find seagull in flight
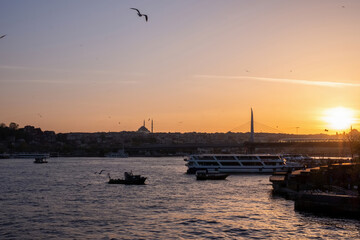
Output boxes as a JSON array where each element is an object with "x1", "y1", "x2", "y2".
[
  {"x1": 130, "y1": 8, "x2": 148, "y2": 22},
  {"x1": 0, "y1": 34, "x2": 6, "y2": 39},
  {"x1": 94, "y1": 169, "x2": 106, "y2": 174}
]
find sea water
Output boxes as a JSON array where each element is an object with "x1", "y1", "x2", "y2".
[{"x1": 1, "y1": 157, "x2": 359, "y2": 239}]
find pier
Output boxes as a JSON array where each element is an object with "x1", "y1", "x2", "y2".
[{"x1": 270, "y1": 162, "x2": 360, "y2": 218}]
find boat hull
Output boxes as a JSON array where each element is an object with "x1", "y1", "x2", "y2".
[
  {"x1": 34, "y1": 160, "x2": 48, "y2": 164},
  {"x1": 34, "y1": 157, "x2": 48, "y2": 164},
  {"x1": 196, "y1": 174, "x2": 229, "y2": 180},
  {"x1": 187, "y1": 167, "x2": 286, "y2": 174},
  {"x1": 108, "y1": 177, "x2": 146, "y2": 185}
]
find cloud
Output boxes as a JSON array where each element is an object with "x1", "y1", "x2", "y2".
[{"x1": 194, "y1": 74, "x2": 360, "y2": 88}]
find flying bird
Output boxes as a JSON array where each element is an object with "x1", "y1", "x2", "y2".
[
  {"x1": 130, "y1": 8, "x2": 148, "y2": 22},
  {"x1": 94, "y1": 169, "x2": 106, "y2": 174},
  {"x1": 0, "y1": 34, "x2": 6, "y2": 39}
]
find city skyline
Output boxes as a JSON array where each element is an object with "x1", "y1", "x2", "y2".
[{"x1": 1, "y1": 0, "x2": 359, "y2": 134}]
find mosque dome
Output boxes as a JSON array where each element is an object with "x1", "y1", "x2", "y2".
[{"x1": 137, "y1": 126, "x2": 150, "y2": 133}]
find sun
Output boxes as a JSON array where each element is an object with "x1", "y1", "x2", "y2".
[{"x1": 323, "y1": 107, "x2": 355, "y2": 130}]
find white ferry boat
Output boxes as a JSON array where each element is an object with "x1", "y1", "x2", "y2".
[{"x1": 184, "y1": 154, "x2": 288, "y2": 174}]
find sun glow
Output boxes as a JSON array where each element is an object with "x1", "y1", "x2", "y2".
[{"x1": 323, "y1": 107, "x2": 355, "y2": 131}]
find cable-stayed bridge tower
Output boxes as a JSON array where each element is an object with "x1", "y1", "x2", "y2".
[
  {"x1": 247, "y1": 108, "x2": 255, "y2": 154},
  {"x1": 250, "y1": 108, "x2": 254, "y2": 142}
]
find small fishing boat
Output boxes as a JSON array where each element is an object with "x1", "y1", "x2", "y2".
[
  {"x1": 34, "y1": 157, "x2": 48, "y2": 164},
  {"x1": 108, "y1": 172, "x2": 146, "y2": 185},
  {"x1": 196, "y1": 170, "x2": 229, "y2": 180}
]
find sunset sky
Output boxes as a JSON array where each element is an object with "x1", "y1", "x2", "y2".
[{"x1": 1, "y1": 0, "x2": 359, "y2": 134}]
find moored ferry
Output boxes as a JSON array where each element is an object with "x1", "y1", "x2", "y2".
[{"x1": 184, "y1": 154, "x2": 288, "y2": 174}]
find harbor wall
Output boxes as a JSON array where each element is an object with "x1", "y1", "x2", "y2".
[
  {"x1": 270, "y1": 163, "x2": 360, "y2": 218},
  {"x1": 295, "y1": 193, "x2": 360, "y2": 218}
]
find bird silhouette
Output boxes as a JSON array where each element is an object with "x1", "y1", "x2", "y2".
[
  {"x1": 94, "y1": 169, "x2": 105, "y2": 174},
  {"x1": 0, "y1": 34, "x2": 6, "y2": 39},
  {"x1": 130, "y1": 8, "x2": 148, "y2": 22}
]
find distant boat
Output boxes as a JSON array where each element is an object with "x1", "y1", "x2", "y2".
[
  {"x1": 281, "y1": 154, "x2": 311, "y2": 162},
  {"x1": 105, "y1": 149, "x2": 128, "y2": 158},
  {"x1": 11, "y1": 153, "x2": 50, "y2": 159},
  {"x1": 281, "y1": 154, "x2": 308, "y2": 169},
  {"x1": 34, "y1": 157, "x2": 48, "y2": 164},
  {"x1": 108, "y1": 172, "x2": 146, "y2": 185},
  {"x1": 196, "y1": 170, "x2": 228, "y2": 180},
  {"x1": 0, "y1": 153, "x2": 10, "y2": 159}
]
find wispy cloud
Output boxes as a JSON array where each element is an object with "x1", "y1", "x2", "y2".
[{"x1": 194, "y1": 75, "x2": 360, "y2": 88}]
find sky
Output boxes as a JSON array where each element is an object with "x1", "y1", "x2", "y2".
[{"x1": 0, "y1": 0, "x2": 359, "y2": 134}]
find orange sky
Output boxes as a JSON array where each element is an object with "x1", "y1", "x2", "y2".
[{"x1": 0, "y1": 1, "x2": 359, "y2": 134}]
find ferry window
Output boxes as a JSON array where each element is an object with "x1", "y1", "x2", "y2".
[
  {"x1": 197, "y1": 161, "x2": 219, "y2": 166},
  {"x1": 216, "y1": 156, "x2": 235, "y2": 160},
  {"x1": 220, "y1": 162, "x2": 240, "y2": 166},
  {"x1": 241, "y1": 162, "x2": 263, "y2": 166}
]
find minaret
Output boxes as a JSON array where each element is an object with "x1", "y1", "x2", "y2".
[
  {"x1": 250, "y1": 108, "x2": 254, "y2": 142},
  {"x1": 143, "y1": 120, "x2": 145, "y2": 127},
  {"x1": 151, "y1": 119, "x2": 153, "y2": 133}
]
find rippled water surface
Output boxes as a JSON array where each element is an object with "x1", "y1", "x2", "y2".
[{"x1": 1, "y1": 157, "x2": 360, "y2": 239}]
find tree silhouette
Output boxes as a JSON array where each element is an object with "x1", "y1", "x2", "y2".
[
  {"x1": 9, "y1": 122, "x2": 19, "y2": 130},
  {"x1": 346, "y1": 129, "x2": 360, "y2": 160}
]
